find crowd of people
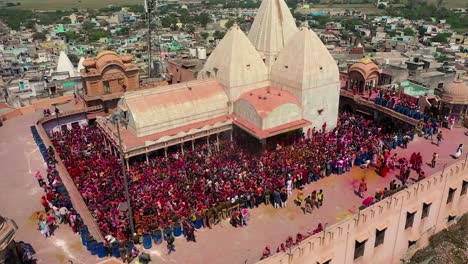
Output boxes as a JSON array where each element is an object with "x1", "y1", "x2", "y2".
[
  {"x1": 261, "y1": 223, "x2": 324, "y2": 260},
  {"x1": 34, "y1": 146, "x2": 84, "y2": 240},
  {"x1": 49, "y1": 113, "x2": 414, "y2": 244}
]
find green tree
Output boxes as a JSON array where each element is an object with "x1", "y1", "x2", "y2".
[
  {"x1": 378, "y1": 3, "x2": 386, "y2": 9},
  {"x1": 87, "y1": 29, "x2": 110, "y2": 42},
  {"x1": 32, "y1": 32, "x2": 47, "y2": 41},
  {"x1": 200, "y1": 32, "x2": 209, "y2": 39},
  {"x1": 61, "y1": 17, "x2": 72, "y2": 24},
  {"x1": 185, "y1": 24, "x2": 196, "y2": 34},
  {"x1": 225, "y1": 18, "x2": 236, "y2": 29},
  {"x1": 68, "y1": 54, "x2": 80, "y2": 66},
  {"x1": 196, "y1": 13, "x2": 211, "y2": 28},
  {"x1": 58, "y1": 32, "x2": 80, "y2": 42},
  {"x1": 431, "y1": 33, "x2": 451, "y2": 43},
  {"x1": 213, "y1": 30, "x2": 225, "y2": 39},
  {"x1": 82, "y1": 21, "x2": 95, "y2": 31},
  {"x1": 161, "y1": 15, "x2": 177, "y2": 28},
  {"x1": 403, "y1": 27, "x2": 415, "y2": 36}
]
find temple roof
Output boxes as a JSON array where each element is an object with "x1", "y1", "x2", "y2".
[
  {"x1": 270, "y1": 25, "x2": 339, "y2": 90},
  {"x1": 199, "y1": 24, "x2": 268, "y2": 89},
  {"x1": 348, "y1": 56, "x2": 381, "y2": 79},
  {"x1": 247, "y1": 0, "x2": 297, "y2": 70},
  {"x1": 441, "y1": 79, "x2": 468, "y2": 104},
  {"x1": 81, "y1": 50, "x2": 138, "y2": 77},
  {"x1": 237, "y1": 87, "x2": 301, "y2": 118},
  {"x1": 56, "y1": 51, "x2": 76, "y2": 77},
  {"x1": 122, "y1": 79, "x2": 229, "y2": 138}
]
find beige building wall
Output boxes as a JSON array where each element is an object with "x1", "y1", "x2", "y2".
[
  {"x1": 258, "y1": 160, "x2": 468, "y2": 264},
  {"x1": 234, "y1": 100, "x2": 263, "y2": 128},
  {"x1": 263, "y1": 104, "x2": 302, "y2": 130}
]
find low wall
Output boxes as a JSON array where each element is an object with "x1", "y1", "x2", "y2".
[
  {"x1": 0, "y1": 95, "x2": 73, "y2": 122},
  {"x1": 258, "y1": 160, "x2": 468, "y2": 264},
  {"x1": 36, "y1": 110, "x2": 104, "y2": 242}
]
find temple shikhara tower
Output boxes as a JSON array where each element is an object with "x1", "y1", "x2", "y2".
[{"x1": 101, "y1": 0, "x2": 340, "y2": 157}]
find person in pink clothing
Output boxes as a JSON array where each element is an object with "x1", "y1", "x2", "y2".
[
  {"x1": 35, "y1": 171, "x2": 45, "y2": 187},
  {"x1": 449, "y1": 115, "x2": 456, "y2": 130}
]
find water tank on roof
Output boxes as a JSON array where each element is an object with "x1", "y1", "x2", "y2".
[
  {"x1": 197, "y1": 47, "x2": 206, "y2": 60},
  {"x1": 189, "y1": 48, "x2": 197, "y2": 58}
]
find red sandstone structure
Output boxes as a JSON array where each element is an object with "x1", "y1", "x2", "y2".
[{"x1": 80, "y1": 51, "x2": 140, "y2": 112}]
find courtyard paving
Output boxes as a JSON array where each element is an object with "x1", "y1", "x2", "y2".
[{"x1": 0, "y1": 101, "x2": 466, "y2": 264}]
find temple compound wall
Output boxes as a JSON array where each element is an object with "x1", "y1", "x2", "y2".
[{"x1": 258, "y1": 160, "x2": 468, "y2": 264}]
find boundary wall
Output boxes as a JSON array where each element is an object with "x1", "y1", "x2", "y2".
[{"x1": 258, "y1": 160, "x2": 468, "y2": 264}]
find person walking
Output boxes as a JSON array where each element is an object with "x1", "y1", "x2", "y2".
[
  {"x1": 187, "y1": 225, "x2": 196, "y2": 242},
  {"x1": 317, "y1": 190, "x2": 324, "y2": 207},
  {"x1": 35, "y1": 171, "x2": 45, "y2": 188},
  {"x1": 280, "y1": 189, "x2": 288, "y2": 208},
  {"x1": 273, "y1": 190, "x2": 281, "y2": 208},
  {"x1": 286, "y1": 176, "x2": 292, "y2": 197},
  {"x1": 358, "y1": 179, "x2": 367, "y2": 198},
  {"x1": 39, "y1": 219, "x2": 50, "y2": 238},
  {"x1": 449, "y1": 115, "x2": 455, "y2": 130},
  {"x1": 304, "y1": 196, "x2": 312, "y2": 214},
  {"x1": 436, "y1": 131, "x2": 443, "y2": 146},
  {"x1": 165, "y1": 234, "x2": 175, "y2": 254},
  {"x1": 311, "y1": 190, "x2": 317, "y2": 209},
  {"x1": 59, "y1": 206, "x2": 69, "y2": 224},
  {"x1": 453, "y1": 144, "x2": 463, "y2": 159},
  {"x1": 431, "y1": 152, "x2": 438, "y2": 168}
]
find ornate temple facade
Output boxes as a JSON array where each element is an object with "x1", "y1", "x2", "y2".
[
  {"x1": 99, "y1": 0, "x2": 340, "y2": 158},
  {"x1": 80, "y1": 51, "x2": 140, "y2": 111}
]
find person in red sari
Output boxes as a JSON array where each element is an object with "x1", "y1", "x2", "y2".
[{"x1": 379, "y1": 159, "x2": 388, "y2": 177}]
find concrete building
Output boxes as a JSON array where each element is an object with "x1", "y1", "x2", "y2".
[
  {"x1": 258, "y1": 159, "x2": 468, "y2": 264},
  {"x1": 98, "y1": 0, "x2": 340, "y2": 159},
  {"x1": 166, "y1": 58, "x2": 204, "y2": 84}
]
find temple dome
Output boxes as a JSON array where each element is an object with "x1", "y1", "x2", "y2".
[
  {"x1": 121, "y1": 54, "x2": 133, "y2": 63},
  {"x1": 348, "y1": 57, "x2": 381, "y2": 79},
  {"x1": 95, "y1": 51, "x2": 124, "y2": 70},
  {"x1": 82, "y1": 59, "x2": 96, "y2": 68},
  {"x1": 441, "y1": 79, "x2": 468, "y2": 104}
]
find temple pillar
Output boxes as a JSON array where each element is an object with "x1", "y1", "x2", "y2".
[
  {"x1": 230, "y1": 130, "x2": 233, "y2": 142},
  {"x1": 192, "y1": 140, "x2": 195, "y2": 151},
  {"x1": 181, "y1": 143, "x2": 184, "y2": 155},
  {"x1": 207, "y1": 136, "x2": 211, "y2": 156},
  {"x1": 125, "y1": 158, "x2": 129, "y2": 170},
  {"x1": 164, "y1": 147, "x2": 167, "y2": 157},
  {"x1": 216, "y1": 133, "x2": 219, "y2": 151},
  {"x1": 145, "y1": 153, "x2": 149, "y2": 164}
]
